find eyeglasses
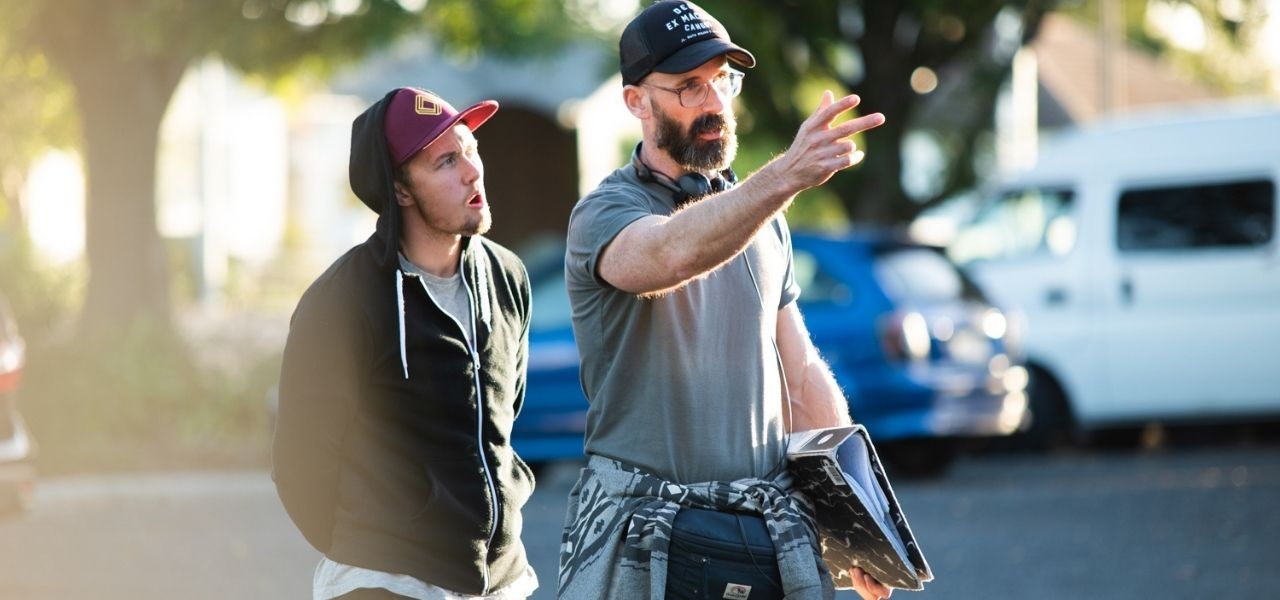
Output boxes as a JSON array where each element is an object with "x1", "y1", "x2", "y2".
[{"x1": 641, "y1": 70, "x2": 744, "y2": 108}]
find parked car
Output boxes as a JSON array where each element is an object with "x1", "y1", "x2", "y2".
[
  {"x1": 512, "y1": 231, "x2": 1030, "y2": 475},
  {"x1": 949, "y1": 103, "x2": 1280, "y2": 446},
  {"x1": 0, "y1": 290, "x2": 34, "y2": 514}
]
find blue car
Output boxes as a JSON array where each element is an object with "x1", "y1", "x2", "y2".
[{"x1": 513, "y1": 231, "x2": 1030, "y2": 475}]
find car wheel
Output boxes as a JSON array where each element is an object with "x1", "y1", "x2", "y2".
[
  {"x1": 1088, "y1": 426, "x2": 1146, "y2": 451},
  {"x1": 880, "y1": 438, "x2": 956, "y2": 478}
]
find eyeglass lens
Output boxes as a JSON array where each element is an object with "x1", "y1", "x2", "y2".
[{"x1": 679, "y1": 72, "x2": 743, "y2": 108}]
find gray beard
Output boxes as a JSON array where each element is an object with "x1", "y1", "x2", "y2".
[{"x1": 653, "y1": 103, "x2": 737, "y2": 173}]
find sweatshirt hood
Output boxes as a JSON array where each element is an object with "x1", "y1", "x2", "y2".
[
  {"x1": 349, "y1": 89, "x2": 402, "y2": 267},
  {"x1": 349, "y1": 89, "x2": 501, "y2": 268}
]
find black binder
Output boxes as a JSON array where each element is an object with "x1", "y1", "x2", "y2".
[{"x1": 787, "y1": 425, "x2": 933, "y2": 591}]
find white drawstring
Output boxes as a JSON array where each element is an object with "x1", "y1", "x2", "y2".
[
  {"x1": 476, "y1": 257, "x2": 491, "y2": 328},
  {"x1": 396, "y1": 269, "x2": 409, "y2": 379}
]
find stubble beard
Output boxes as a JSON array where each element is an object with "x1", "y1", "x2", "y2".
[
  {"x1": 410, "y1": 192, "x2": 492, "y2": 238},
  {"x1": 457, "y1": 212, "x2": 491, "y2": 237},
  {"x1": 652, "y1": 101, "x2": 738, "y2": 174}
]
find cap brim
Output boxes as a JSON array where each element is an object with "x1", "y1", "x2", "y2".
[
  {"x1": 457, "y1": 100, "x2": 499, "y2": 133},
  {"x1": 653, "y1": 39, "x2": 756, "y2": 76},
  {"x1": 399, "y1": 100, "x2": 499, "y2": 166}
]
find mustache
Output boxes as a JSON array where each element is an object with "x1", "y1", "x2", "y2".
[{"x1": 690, "y1": 114, "x2": 726, "y2": 136}]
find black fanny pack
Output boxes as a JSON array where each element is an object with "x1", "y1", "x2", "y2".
[{"x1": 666, "y1": 507, "x2": 783, "y2": 600}]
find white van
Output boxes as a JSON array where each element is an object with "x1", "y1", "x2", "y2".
[{"x1": 949, "y1": 103, "x2": 1280, "y2": 443}]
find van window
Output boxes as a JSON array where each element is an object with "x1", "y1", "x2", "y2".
[
  {"x1": 949, "y1": 187, "x2": 1076, "y2": 264},
  {"x1": 1117, "y1": 179, "x2": 1275, "y2": 251}
]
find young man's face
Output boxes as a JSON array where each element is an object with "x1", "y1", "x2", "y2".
[
  {"x1": 395, "y1": 123, "x2": 491, "y2": 238},
  {"x1": 645, "y1": 57, "x2": 739, "y2": 173}
]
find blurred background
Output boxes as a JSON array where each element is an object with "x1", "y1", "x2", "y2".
[{"x1": 0, "y1": 0, "x2": 1278, "y2": 598}]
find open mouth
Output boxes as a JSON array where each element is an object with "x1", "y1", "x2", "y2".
[
  {"x1": 692, "y1": 115, "x2": 726, "y2": 141},
  {"x1": 468, "y1": 193, "x2": 486, "y2": 208}
]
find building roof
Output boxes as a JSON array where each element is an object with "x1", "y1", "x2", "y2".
[
  {"x1": 329, "y1": 38, "x2": 611, "y2": 117},
  {"x1": 1032, "y1": 13, "x2": 1223, "y2": 125}
]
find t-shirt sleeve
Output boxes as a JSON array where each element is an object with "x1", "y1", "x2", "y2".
[{"x1": 565, "y1": 184, "x2": 654, "y2": 290}]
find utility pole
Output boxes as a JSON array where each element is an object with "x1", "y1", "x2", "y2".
[{"x1": 1098, "y1": 0, "x2": 1125, "y2": 117}]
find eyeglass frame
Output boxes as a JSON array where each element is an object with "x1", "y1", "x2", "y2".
[{"x1": 638, "y1": 69, "x2": 745, "y2": 108}]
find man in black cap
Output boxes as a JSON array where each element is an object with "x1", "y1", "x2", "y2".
[
  {"x1": 273, "y1": 88, "x2": 538, "y2": 599},
  {"x1": 558, "y1": 2, "x2": 890, "y2": 600}
]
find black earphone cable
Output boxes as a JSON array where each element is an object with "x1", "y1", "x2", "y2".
[{"x1": 735, "y1": 513, "x2": 785, "y2": 592}]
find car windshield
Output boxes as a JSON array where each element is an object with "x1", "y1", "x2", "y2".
[{"x1": 873, "y1": 247, "x2": 985, "y2": 304}]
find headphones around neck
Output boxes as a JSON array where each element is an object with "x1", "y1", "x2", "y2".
[{"x1": 632, "y1": 144, "x2": 738, "y2": 207}]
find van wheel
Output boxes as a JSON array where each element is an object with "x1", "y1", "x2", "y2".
[{"x1": 1016, "y1": 367, "x2": 1076, "y2": 450}]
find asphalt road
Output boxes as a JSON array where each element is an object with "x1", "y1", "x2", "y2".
[{"x1": 2, "y1": 442, "x2": 1278, "y2": 599}]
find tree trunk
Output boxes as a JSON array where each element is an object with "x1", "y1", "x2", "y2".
[
  {"x1": 838, "y1": 0, "x2": 915, "y2": 226},
  {"x1": 41, "y1": 17, "x2": 188, "y2": 338},
  {"x1": 78, "y1": 71, "x2": 179, "y2": 336},
  {"x1": 846, "y1": 122, "x2": 909, "y2": 225}
]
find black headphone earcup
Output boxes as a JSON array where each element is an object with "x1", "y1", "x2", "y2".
[
  {"x1": 633, "y1": 144, "x2": 736, "y2": 207},
  {"x1": 674, "y1": 174, "x2": 712, "y2": 206}
]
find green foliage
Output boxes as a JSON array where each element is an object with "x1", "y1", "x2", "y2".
[
  {"x1": 0, "y1": 20, "x2": 77, "y2": 212},
  {"x1": 1062, "y1": 0, "x2": 1274, "y2": 94},
  {"x1": 0, "y1": 193, "x2": 277, "y2": 475},
  {"x1": 0, "y1": 233, "x2": 81, "y2": 343},
  {"x1": 692, "y1": 0, "x2": 1054, "y2": 225},
  {"x1": 0, "y1": 0, "x2": 607, "y2": 472},
  {"x1": 0, "y1": 0, "x2": 605, "y2": 338},
  {"x1": 6, "y1": 0, "x2": 595, "y2": 81},
  {"x1": 21, "y1": 319, "x2": 282, "y2": 474}
]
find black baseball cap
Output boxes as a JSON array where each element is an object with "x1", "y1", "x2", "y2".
[{"x1": 620, "y1": 1, "x2": 756, "y2": 86}]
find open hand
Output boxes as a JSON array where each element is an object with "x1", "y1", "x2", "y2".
[{"x1": 778, "y1": 91, "x2": 885, "y2": 192}]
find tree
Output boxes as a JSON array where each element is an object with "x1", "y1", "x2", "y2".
[
  {"x1": 1063, "y1": 0, "x2": 1276, "y2": 94},
  {"x1": 698, "y1": 0, "x2": 1274, "y2": 227},
  {"x1": 0, "y1": 0, "x2": 593, "y2": 338},
  {"x1": 0, "y1": 46, "x2": 76, "y2": 233},
  {"x1": 697, "y1": 0, "x2": 1056, "y2": 225}
]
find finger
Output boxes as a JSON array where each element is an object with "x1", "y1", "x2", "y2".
[
  {"x1": 803, "y1": 90, "x2": 836, "y2": 129},
  {"x1": 849, "y1": 568, "x2": 879, "y2": 600},
  {"x1": 863, "y1": 571, "x2": 892, "y2": 599},
  {"x1": 830, "y1": 143, "x2": 866, "y2": 170},
  {"x1": 828, "y1": 112, "x2": 887, "y2": 138},
  {"x1": 843, "y1": 150, "x2": 867, "y2": 168},
  {"x1": 817, "y1": 89, "x2": 834, "y2": 112},
  {"x1": 809, "y1": 93, "x2": 861, "y2": 130},
  {"x1": 848, "y1": 568, "x2": 891, "y2": 600}
]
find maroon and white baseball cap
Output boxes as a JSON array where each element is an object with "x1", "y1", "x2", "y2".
[{"x1": 384, "y1": 87, "x2": 499, "y2": 167}]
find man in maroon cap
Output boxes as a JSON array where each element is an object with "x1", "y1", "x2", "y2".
[
  {"x1": 559, "y1": 2, "x2": 890, "y2": 600},
  {"x1": 273, "y1": 87, "x2": 537, "y2": 599}
]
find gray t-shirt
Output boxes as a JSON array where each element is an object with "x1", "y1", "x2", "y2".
[
  {"x1": 399, "y1": 254, "x2": 474, "y2": 347},
  {"x1": 564, "y1": 164, "x2": 800, "y2": 484}
]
